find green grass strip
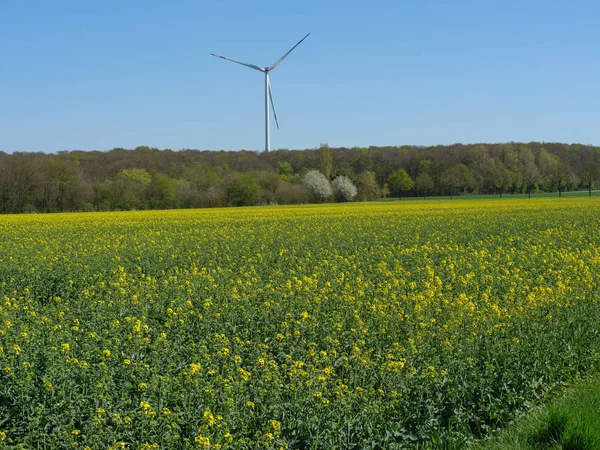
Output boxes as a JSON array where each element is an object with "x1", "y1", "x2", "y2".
[{"x1": 474, "y1": 376, "x2": 600, "y2": 450}]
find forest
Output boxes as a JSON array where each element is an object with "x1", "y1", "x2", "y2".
[{"x1": 0, "y1": 142, "x2": 599, "y2": 213}]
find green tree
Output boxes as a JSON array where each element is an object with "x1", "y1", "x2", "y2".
[
  {"x1": 6, "y1": 153, "x2": 40, "y2": 212},
  {"x1": 111, "y1": 168, "x2": 151, "y2": 209},
  {"x1": 318, "y1": 144, "x2": 333, "y2": 179},
  {"x1": 223, "y1": 173, "x2": 261, "y2": 206},
  {"x1": 492, "y1": 160, "x2": 512, "y2": 198},
  {"x1": 276, "y1": 161, "x2": 294, "y2": 179},
  {"x1": 0, "y1": 159, "x2": 10, "y2": 212},
  {"x1": 184, "y1": 163, "x2": 219, "y2": 191},
  {"x1": 440, "y1": 164, "x2": 476, "y2": 198},
  {"x1": 549, "y1": 161, "x2": 573, "y2": 197},
  {"x1": 578, "y1": 147, "x2": 600, "y2": 196},
  {"x1": 539, "y1": 150, "x2": 573, "y2": 196},
  {"x1": 41, "y1": 158, "x2": 79, "y2": 212},
  {"x1": 415, "y1": 172, "x2": 435, "y2": 199},
  {"x1": 146, "y1": 171, "x2": 175, "y2": 209},
  {"x1": 357, "y1": 170, "x2": 381, "y2": 201},
  {"x1": 522, "y1": 160, "x2": 541, "y2": 197},
  {"x1": 387, "y1": 169, "x2": 414, "y2": 198},
  {"x1": 254, "y1": 171, "x2": 282, "y2": 204},
  {"x1": 537, "y1": 147, "x2": 556, "y2": 192},
  {"x1": 91, "y1": 180, "x2": 113, "y2": 210}
]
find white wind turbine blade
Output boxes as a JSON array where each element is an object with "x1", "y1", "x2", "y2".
[
  {"x1": 210, "y1": 53, "x2": 265, "y2": 73},
  {"x1": 268, "y1": 33, "x2": 310, "y2": 71},
  {"x1": 268, "y1": 78, "x2": 279, "y2": 129}
]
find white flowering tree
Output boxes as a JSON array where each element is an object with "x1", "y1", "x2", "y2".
[
  {"x1": 332, "y1": 175, "x2": 358, "y2": 202},
  {"x1": 302, "y1": 170, "x2": 332, "y2": 203}
]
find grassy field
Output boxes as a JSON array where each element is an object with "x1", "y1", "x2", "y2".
[{"x1": 1, "y1": 198, "x2": 600, "y2": 448}]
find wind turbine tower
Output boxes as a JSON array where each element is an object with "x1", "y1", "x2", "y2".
[{"x1": 211, "y1": 33, "x2": 310, "y2": 152}]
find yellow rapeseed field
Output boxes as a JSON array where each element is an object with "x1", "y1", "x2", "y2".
[{"x1": 0, "y1": 198, "x2": 599, "y2": 448}]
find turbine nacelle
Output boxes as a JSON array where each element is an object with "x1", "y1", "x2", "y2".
[{"x1": 211, "y1": 33, "x2": 310, "y2": 152}]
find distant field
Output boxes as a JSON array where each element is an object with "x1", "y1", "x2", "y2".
[
  {"x1": 1, "y1": 199, "x2": 600, "y2": 448},
  {"x1": 383, "y1": 190, "x2": 600, "y2": 201}
]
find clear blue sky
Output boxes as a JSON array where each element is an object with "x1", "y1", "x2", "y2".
[{"x1": 1, "y1": 0, "x2": 599, "y2": 153}]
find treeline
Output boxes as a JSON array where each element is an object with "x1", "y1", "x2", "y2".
[{"x1": 0, "y1": 142, "x2": 599, "y2": 213}]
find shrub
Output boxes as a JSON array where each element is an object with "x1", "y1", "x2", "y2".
[
  {"x1": 333, "y1": 175, "x2": 358, "y2": 202},
  {"x1": 275, "y1": 182, "x2": 308, "y2": 204},
  {"x1": 302, "y1": 170, "x2": 332, "y2": 203}
]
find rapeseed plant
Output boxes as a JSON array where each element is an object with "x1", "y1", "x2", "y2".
[{"x1": 0, "y1": 199, "x2": 598, "y2": 447}]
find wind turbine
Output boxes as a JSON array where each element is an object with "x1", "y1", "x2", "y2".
[{"x1": 211, "y1": 33, "x2": 310, "y2": 152}]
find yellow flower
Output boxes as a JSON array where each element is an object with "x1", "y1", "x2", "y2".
[
  {"x1": 203, "y1": 410, "x2": 216, "y2": 426},
  {"x1": 140, "y1": 401, "x2": 151, "y2": 410},
  {"x1": 141, "y1": 444, "x2": 158, "y2": 450},
  {"x1": 194, "y1": 436, "x2": 210, "y2": 447},
  {"x1": 238, "y1": 367, "x2": 251, "y2": 381}
]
